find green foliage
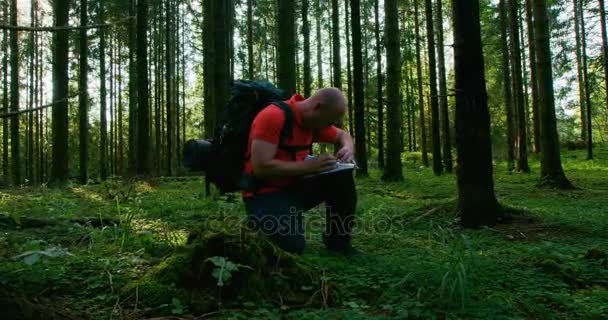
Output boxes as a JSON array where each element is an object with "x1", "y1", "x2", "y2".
[{"x1": 0, "y1": 148, "x2": 607, "y2": 318}]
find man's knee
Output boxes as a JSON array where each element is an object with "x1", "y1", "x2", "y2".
[{"x1": 272, "y1": 234, "x2": 305, "y2": 254}]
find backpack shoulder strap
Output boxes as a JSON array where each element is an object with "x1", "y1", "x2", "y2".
[{"x1": 273, "y1": 101, "x2": 293, "y2": 142}]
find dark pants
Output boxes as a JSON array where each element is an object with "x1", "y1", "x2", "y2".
[{"x1": 244, "y1": 170, "x2": 357, "y2": 254}]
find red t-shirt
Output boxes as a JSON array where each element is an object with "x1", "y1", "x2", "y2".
[{"x1": 243, "y1": 94, "x2": 338, "y2": 197}]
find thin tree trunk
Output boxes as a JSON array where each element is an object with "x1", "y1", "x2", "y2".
[
  {"x1": 572, "y1": 0, "x2": 587, "y2": 143},
  {"x1": 578, "y1": 0, "x2": 592, "y2": 160},
  {"x1": 435, "y1": 0, "x2": 452, "y2": 173},
  {"x1": 532, "y1": 0, "x2": 573, "y2": 188},
  {"x1": 2, "y1": 2, "x2": 8, "y2": 178},
  {"x1": 27, "y1": 0, "x2": 36, "y2": 182},
  {"x1": 500, "y1": 0, "x2": 516, "y2": 171},
  {"x1": 414, "y1": 0, "x2": 428, "y2": 166},
  {"x1": 118, "y1": 50, "x2": 124, "y2": 175},
  {"x1": 136, "y1": 0, "x2": 151, "y2": 175},
  {"x1": 166, "y1": 0, "x2": 176, "y2": 176},
  {"x1": 278, "y1": 0, "x2": 296, "y2": 94},
  {"x1": 302, "y1": 0, "x2": 312, "y2": 98},
  {"x1": 599, "y1": 0, "x2": 608, "y2": 115},
  {"x1": 383, "y1": 0, "x2": 403, "y2": 181},
  {"x1": 128, "y1": 0, "x2": 137, "y2": 175},
  {"x1": 9, "y1": 0, "x2": 20, "y2": 185},
  {"x1": 524, "y1": 0, "x2": 540, "y2": 153},
  {"x1": 51, "y1": 0, "x2": 69, "y2": 184},
  {"x1": 509, "y1": 0, "x2": 530, "y2": 172},
  {"x1": 247, "y1": 0, "x2": 254, "y2": 79},
  {"x1": 332, "y1": 0, "x2": 342, "y2": 90},
  {"x1": 425, "y1": 0, "x2": 442, "y2": 175},
  {"x1": 374, "y1": 0, "x2": 384, "y2": 169},
  {"x1": 99, "y1": 0, "x2": 108, "y2": 180},
  {"x1": 452, "y1": 0, "x2": 502, "y2": 227},
  {"x1": 316, "y1": 0, "x2": 324, "y2": 89},
  {"x1": 345, "y1": 0, "x2": 354, "y2": 135},
  {"x1": 79, "y1": 0, "x2": 88, "y2": 184},
  {"x1": 110, "y1": 34, "x2": 115, "y2": 175},
  {"x1": 351, "y1": 0, "x2": 368, "y2": 174}
]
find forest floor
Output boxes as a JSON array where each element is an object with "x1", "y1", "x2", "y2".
[{"x1": 1, "y1": 148, "x2": 607, "y2": 319}]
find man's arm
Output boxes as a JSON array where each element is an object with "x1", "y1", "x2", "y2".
[
  {"x1": 334, "y1": 129, "x2": 355, "y2": 162},
  {"x1": 251, "y1": 139, "x2": 337, "y2": 178}
]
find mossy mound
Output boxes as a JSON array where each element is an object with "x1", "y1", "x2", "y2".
[{"x1": 123, "y1": 227, "x2": 327, "y2": 314}]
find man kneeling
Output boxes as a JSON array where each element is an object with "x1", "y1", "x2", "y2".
[{"x1": 243, "y1": 88, "x2": 357, "y2": 254}]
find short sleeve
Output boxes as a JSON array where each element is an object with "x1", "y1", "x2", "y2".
[
  {"x1": 250, "y1": 105, "x2": 286, "y2": 145},
  {"x1": 314, "y1": 125, "x2": 339, "y2": 143}
]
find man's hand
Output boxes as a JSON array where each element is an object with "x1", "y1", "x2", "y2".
[
  {"x1": 336, "y1": 146, "x2": 355, "y2": 163},
  {"x1": 306, "y1": 153, "x2": 337, "y2": 173}
]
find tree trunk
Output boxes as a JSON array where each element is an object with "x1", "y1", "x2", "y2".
[
  {"x1": 508, "y1": 0, "x2": 530, "y2": 172},
  {"x1": 578, "y1": 0, "x2": 592, "y2": 160},
  {"x1": 524, "y1": 0, "x2": 541, "y2": 153},
  {"x1": 302, "y1": 0, "x2": 312, "y2": 98},
  {"x1": 128, "y1": 0, "x2": 137, "y2": 175},
  {"x1": 435, "y1": 0, "x2": 452, "y2": 173},
  {"x1": 345, "y1": 0, "x2": 354, "y2": 135},
  {"x1": 203, "y1": 0, "x2": 215, "y2": 137},
  {"x1": 79, "y1": 0, "x2": 88, "y2": 184},
  {"x1": 425, "y1": 0, "x2": 443, "y2": 175},
  {"x1": 452, "y1": 0, "x2": 502, "y2": 227},
  {"x1": 136, "y1": 0, "x2": 151, "y2": 175},
  {"x1": 166, "y1": 0, "x2": 176, "y2": 176},
  {"x1": 9, "y1": 0, "x2": 20, "y2": 185},
  {"x1": 316, "y1": 0, "x2": 324, "y2": 89},
  {"x1": 212, "y1": 1, "x2": 230, "y2": 129},
  {"x1": 500, "y1": 0, "x2": 516, "y2": 171},
  {"x1": 247, "y1": 0, "x2": 254, "y2": 79},
  {"x1": 278, "y1": 0, "x2": 296, "y2": 94},
  {"x1": 382, "y1": 0, "x2": 403, "y2": 181},
  {"x1": 351, "y1": 0, "x2": 368, "y2": 175},
  {"x1": 27, "y1": 0, "x2": 36, "y2": 183},
  {"x1": 2, "y1": 2, "x2": 8, "y2": 178},
  {"x1": 532, "y1": 0, "x2": 573, "y2": 188},
  {"x1": 374, "y1": 0, "x2": 384, "y2": 169},
  {"x1": 572, "y1": 0, "x2": 587, "y2": 143},
  {"x1": 51, "y1": 0, "x2": 69, "y2": 185},
  {"x1": 414, "y1": 0, "x2": 428, "y2": 166},
  {"x1": 331, "y1": 0, "x2": 342, "y2": 90},
  {"x1": 99, "y1": 0, "x2": 108, "y2": 180},
  {"x1": 599, "y1": 0, "x2": 608, "y2": 115}
]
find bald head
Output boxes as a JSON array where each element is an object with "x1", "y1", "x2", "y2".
[
  {"x1": 297, "y1": 88, "x2": 347, "y2": 130},
  {"x1": 311, "y1": 88, "x2": 347, "y2": 114}
]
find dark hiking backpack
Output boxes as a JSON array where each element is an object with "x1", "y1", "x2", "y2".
[{"x1": 183, "y1": 80, "x2": 295, "y2": 193}]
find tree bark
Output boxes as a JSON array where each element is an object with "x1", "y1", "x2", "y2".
[
  {"x1": 331, "y1": 0, "x2": 342, "y2": 90},
  {"x1": 302, "y1": 0, "x2": 312, "y2": 98},
  {"x1": 51, "y1": 0, "x2": 70, "y2": 184},
  {"x1": 382, "y1": 0, "x2": 403, "y2": 181},
  {"x1": 136, "y1": 0, "x2": 151, "y2": 175},
  {"x1": 351, "y1": 0, "x2": 368, "y2": 174},
  {"x1": 374, "y1": 0, "x2": 384, "y2": 169},
  {"x1": 2, "y1": 2, "x2": 8, "y2": 178},
  {"x1": 345, "y1": 0, "x2": 354, "y2": 135},
  {"x1": 508, "y1": 0, "x2": 530, "y2": 172},
  {"x1": 9, "y1": 0, "x2": 20, "y2": 184},
  {"x1": 452, "y1": 0, "x2": 502, "y2": 227},
  {"x1": 599, "y1": 0, "x2": 608, "y2": 115},
  {"x1": 435, "y1": 0, "x2": 452, "y2": 173},
  {"x1": 532, "y1": 0, "x2": 573, "y2": 188},
  {"x1": 99, "y1": 0, "x2": 108, "y2": 180},
  {"x1": 425, "y1": 0, "x2": 443, "y2": 175},
  {"x1": 277, "y1": 0, "x2": 296, "y2": 94},
  {"x1": 247, "y1": 0, "x2": 254, "y2": 79},
  {"x1": 128, "y1": 0, "x2": 137, "y2": 175},
  {"x1": 166, "y1": 0, "x2": 176, "y2": 176},
  {"x1": 524, "y1": 0, "x2": 541, "y2": 153},
  {"x1": 577, "y1": 0, "x2": 592, "y2": 160},
  {"x1": 316, "y1": 0, "x2": 324, "y2": 89},
  {"x1": 79, "y1": 0, "x2": 88, "y2": 184},
  {"x1": 414, "y1": 0, "x2": 428, "y2": 166},
  {"x1": 499, "y1": 0, "x2": 516, "y2": 172}
]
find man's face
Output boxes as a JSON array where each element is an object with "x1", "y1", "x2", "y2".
[{"x1": 311, "y1": 103, "x2": 345, "y2": 130}]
